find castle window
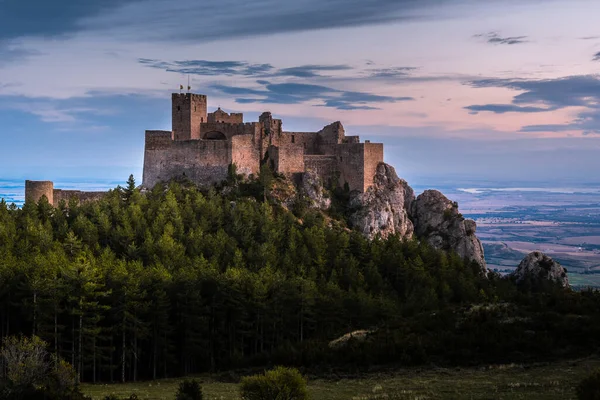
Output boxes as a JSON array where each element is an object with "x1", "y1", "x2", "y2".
[
  {"x1": 340, "y1": 156, "x2": 343, "y2": 162},
  {"x1": 292, "y1": 135, "x2": 295, "y2": 143},
  {"x1": 195, "y1": 106, "x2": 197, "y2": 112},
  {"x1": 177, "y1": 106, "x2": 181, "y2": 111}
]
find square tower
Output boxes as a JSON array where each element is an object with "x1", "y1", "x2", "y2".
[{"x1": 172, "y1": 93, "x2": 207, "y2": 141}]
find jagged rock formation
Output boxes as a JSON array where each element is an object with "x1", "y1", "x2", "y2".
[
  {"x1": 300, "y1": 171, "x2": 331, "y2": 210},
  {"x1": 511, "y1": 252, "x2": 569, "y2": 288},
  {"x1": 348, "y1": 163, "x2": 414, "y2": 240},
  {"x1": 411, "y1": 189, "x2": 486, "y2": 269},
  {"x1": 346, "y1": 163, "x2": 486, "y2": 270}
]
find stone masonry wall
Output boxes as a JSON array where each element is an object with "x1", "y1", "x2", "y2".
[
  {"x1": 207, "y1": 109, "x2": 244, "y2": 124},
  {"x1": 304, "y1": 155, "x2": 338, "y2": 186},
  {"x1": 231, "y1": 135, "x2": 260, "y2": 177},
  {"x1": 336, "y1": 144, "x2": 366, "y2": 192},
  {"x1": 53, "y1": 190, "x2": 106, "y2": 206},
  {"x1": 362, "y1": 142, "x2": 384, "y2": 191},
  {"x1": 172, "y1": 93, "x2": 207, "y2": 141},
  {"x1": 280, "y1": 132, "x2": 319, "y2": 154},
  {"x1": 270, "y1": 145, "x2": 305, "y2": 175},
  {"x1": 25, "y1": 180, "x2": 54, "y2": 205},
  {"x1": 143, "y1": 137, "x2": 231, "y2": 188}
]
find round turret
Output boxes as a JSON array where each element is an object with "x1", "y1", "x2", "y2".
[{"x1": 25, "y1": 180, "x2": 54, "y2": 205}]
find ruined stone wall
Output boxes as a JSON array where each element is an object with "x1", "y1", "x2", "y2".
[
  {"x1": 334, "y1": 144, "x2": 365, "y2": 192},
  {"x1": 172, "y1": 93, "x2": 207, "y2": 141},
  {"x1": 343, "y1": 136, "x2": 360, "y2": 144},
  {"x1": 231, "y1": 135, "x2": 260, "y2": 177},
  {"x1": 143, "y1": 135, "x2": 231, "y2": 188},
  {"x1": 318, "y1": 121, "x2": 345, "y2": 145},
  {"x1": 270, "y1": 145, "x2": 305, "y2": 175},
  {"x1": 362, "y1": 142, "x2": 384, "y2": 191},
  {"x1": 304, "y1": 155, "x2": 339, "y2": 186},
  {"x1": 25, "y1": 180, "x2": 54, "y2": 205},
  {"x1": 280, "y1": 132, "x2": 319, "y2": 154},
  {"x1": 53, "y1": 190, "x2": 106, "y2": 206},
  {"x1": 207, "y1": 109, "x2": 244, "y2": 124},
  {"x1": 199, "y1": 122, "x2": 259, "y2": 141}
]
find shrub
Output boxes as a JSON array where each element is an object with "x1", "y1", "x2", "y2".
[
  {"x1": 577, "y1": 369, "x2": 600, "y2": 400},
  {"x1": 175, "y1": 379, "x2": 203, "y2": 400},
  {"x1": 240, "y1": 366, "x2": 308, "y2": 400}
]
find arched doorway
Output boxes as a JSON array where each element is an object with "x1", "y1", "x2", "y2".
[{"x1": 202, "y1": 131, "x2": 227, "y2": 140}]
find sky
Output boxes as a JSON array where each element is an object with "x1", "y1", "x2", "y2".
[{"x1": 1, "y1": 0, "x2": 600, "y2": 187}]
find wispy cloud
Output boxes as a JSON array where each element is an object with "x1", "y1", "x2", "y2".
[
  {"x1": 475, "y1": 31, "x2": 528, "y2": 45},
  {"x1": 593, "y1": 51, "x2": 600, "y2": 61},
  {"x1": 80, "y1": 0, "x2": 451, "y2": 43},
  {"x1": 465, "y1": 75, "x2": 600, "y2": 134},
  {"x1": 0, "y1": 40, "x2": 39, "y2": 66},
  {"x1": 465, "y1": 104, "x2": 557, "y2": 114},
  {"x1": 211, "y1": 81, "x2": 413, "y2": 110},
  {"x1": 138, "y1": 58, "x2": 274, "y2": 76}
]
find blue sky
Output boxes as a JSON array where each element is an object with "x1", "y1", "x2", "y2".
[{"x1": 1, "y1": 0, "x2": 600, "y2": 186}]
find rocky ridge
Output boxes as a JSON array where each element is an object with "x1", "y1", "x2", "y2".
[{"x1": 308, "y1": 162, "x2": 487, "y2": 270}]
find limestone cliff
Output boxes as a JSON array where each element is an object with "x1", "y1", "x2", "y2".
[
  {"x1": 411, "y1": 190, "x2": 486, "y2": 270},
  {"x1": 347, "y1": 163, "x2": 414, "y2": 239},
  {"x1": 511, "y1": 252, "x2": 569, "y2": 288},
  {"x1": 300, "y1": 171, "x2": 331, "y2": 211},
  {"x1": 346, "y1": 162, "x2": 486, "y2": 270}
]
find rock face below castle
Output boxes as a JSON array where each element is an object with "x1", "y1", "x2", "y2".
[
  {"x1": 142, "y1": 93, "x2": 383, "y2": 193},
  {"x1": 346, "y1": 163, "x2": 486, "y2": 270},
  {"x1": 411, "y1": 190, "x2": 486, "y2": 270}
]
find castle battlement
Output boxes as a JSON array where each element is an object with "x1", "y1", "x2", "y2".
[{"x1": 142, "y1": 92, "x2": 384, "y2": 192}]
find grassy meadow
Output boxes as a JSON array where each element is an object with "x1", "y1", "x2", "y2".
[{"x1": 82, "y1": 357, "x2": 600, "y2": 400}]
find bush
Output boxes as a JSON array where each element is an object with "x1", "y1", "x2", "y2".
[
  {"x1": 175, "y1": 379, "x2": 203, "y2": 400},
  {"x1": 577, "y1": 369, "x2": 600, "y2": 399},
  {"x1": 240, "y1": 366, "x2": 308, "y2": 400}
]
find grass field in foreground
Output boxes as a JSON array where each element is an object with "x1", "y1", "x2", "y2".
[{"x1": 82, "y1": 357, "x2": 600, "y2": 400}]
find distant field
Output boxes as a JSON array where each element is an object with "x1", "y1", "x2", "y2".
[
  {"x1": 82, "y1": 357, "x2": 600, "y2": 400},
  {"x1": 567, "y1": 274, "x2": 600, "y2": 288}
]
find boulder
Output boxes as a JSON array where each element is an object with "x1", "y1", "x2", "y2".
[
  {"x1": 511, "y1": 252, "x2": 569, "y2": 288},
  {"x1": 411, "y1": 189, "x2": 486, "y2": 270}
]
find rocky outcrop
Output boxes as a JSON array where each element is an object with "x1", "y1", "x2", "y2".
[
  {"x1": 411, "y1": 190, "x2": 486, "y2": 270},
  {"x1": 300, "y1": 171, "x2": 331, "y2": 210},
  {"x1": 348, "y1": 163, "x2": 414, "y2": 240},
  {"x1": 511, "y1": 252, "x2": 569, "y2": 288}
]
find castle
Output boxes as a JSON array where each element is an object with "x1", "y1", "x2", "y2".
[{"x1": 25, "y1": 92, "x2": 384, "y2": 205}]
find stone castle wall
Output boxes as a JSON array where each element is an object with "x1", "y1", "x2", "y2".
[
  {"x1": 208, "y1": 109, "x2": 244, "y2": 124},
  {"x1": 270, "y1": 145, "x2": 305, "y2": 174},
  {"x1": 25, "y1": 180, "x2": 54, "y2": 205},
  {"x1": 172, "y1": 93, "x2": 207, "y2": 141},
  {"x1": 143, "y1": 130, "x2": 233, "y2": 188},
  {"x1": 53, "y1": 190, "x2": 106, "y2": 205},
  {"x1": 304, "y1": 155, "x2": 338, "y2": 186}
]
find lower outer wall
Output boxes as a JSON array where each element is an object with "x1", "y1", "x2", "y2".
[
  {"x1": 53, "y1": 190, "x2": 106, "y2": 206},
  {"x1": 143, "y1": 135, "x2": 260, "y2": 188}
]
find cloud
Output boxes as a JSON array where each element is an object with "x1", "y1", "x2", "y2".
[
  {"x1": 366, "y1": 67, "x2": 418, "y2": 79},
  {"x1": 274, "y1": 65, "x2": 353, "y2": 78},
  {"x1": 0, "y1": 0, "x2": 125, "y2": 40},
  {"x1": 211, "y1": 81, "x2": 413, "y2": 110},
  {"x1": 79, "y1": 0, "x2": 451, "y2": 43},
  {"x1": 465, "y1": 75, "x2": 600, "y2": 133},
  {"x1": 594, "y1": 52, "x2": 600, "y2": 61},
  {"x1": 138, "y1": 59, "x2": 275, "y2": 76},
  {"x1": 0, "y1": 41, "x2": 39, "y2": 66},
  {"x1": 464, "y1": 104, "x2": 557, "y2": 114},
  {"x1": 475, "y1": 31, "x2": 528, "y2": 45}
]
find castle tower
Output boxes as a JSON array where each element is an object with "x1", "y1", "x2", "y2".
[
  {"x1": 172, "y1": 93, "x2": 207, "y2": 141},
  {"x1": 25, "y1": 180, "x2": 54, "y2": 205}
]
